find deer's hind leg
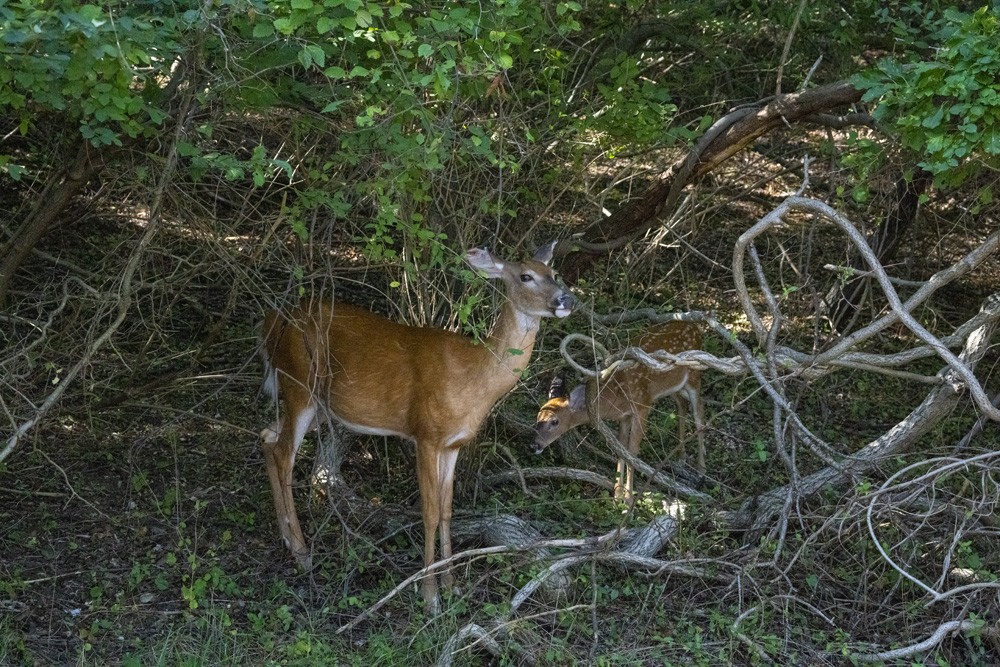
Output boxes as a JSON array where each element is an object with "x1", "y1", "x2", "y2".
[{"x1": 262, "y1": 392, "x2": 317, "y2": 570}]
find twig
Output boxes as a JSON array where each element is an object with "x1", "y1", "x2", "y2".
[
  {"x1": 0, "y1": 487, "x2": 67, "y2": 498},
  {"x1": 823, "y1": 263, "x2": 926, "y2": 288},
  {"x1": 952, "y1": 390, "x2": 1000, "y2": 453},
  {"x1": 774, "y1": 0, "x2": 809, "y2": 97},
  {"x1": 19, "y1": 570, "x2": 88, "y2": 585},
  {"x1": 36, "y1": 448, "x2": 113, "y2": 521}
]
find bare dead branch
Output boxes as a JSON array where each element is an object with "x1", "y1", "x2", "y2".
[
  {"x1": 850, "y1": 619, "x2": 997, "y2": 663},
  {"x1": 561, "y1": 79, "x2": 866, "y2": 278},
  {"x1": 727, "y1": 290, "x2": 1000, "y2": 531},
  {"x1": 480, "y1": 466, "x2": 616, "y2": 491}
]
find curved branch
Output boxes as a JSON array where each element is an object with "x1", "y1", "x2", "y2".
[
  {"x1": 562, "y1": 79, "x2": 865, "y2": 278},
  {"x1": 734, "y1": 196, "x2": 1000, "y2": 420},
  {"x1": 850, "y1": 619, "x2": 995, "y2": 663},
  {"x1": 865, "y1": 450, "x2": 1000, "y2": 602},
  {"x1": 435, "y1": 623, "x2": 504, "y2": 667}
]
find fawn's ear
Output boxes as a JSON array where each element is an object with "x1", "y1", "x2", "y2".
[
  {"x1": 464, "y1": 247, "x2": 505, "y2": 278},
  {"x1": 533, "y1": 240, "x2": 557, "y2": 266},
  {"x1": 548, "y1": 373, "x2": 567, "y2": 399},
  {"x1": 567, "y1": 384, "x2": 587, "y2": 411}
]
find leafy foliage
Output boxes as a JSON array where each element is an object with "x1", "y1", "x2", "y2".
[
  {"x1": 234, "y1": 0, "x2": 589, "y2": 271},
  {"x1": 0, "y1": 0, "x2": 685, "y2": 274},
  {"x1": 854, "y1": 7, "x2": 1000, "y2": 187},
  {"x1": 0, "y1": 0, "x2": 189, "y2": 148}
]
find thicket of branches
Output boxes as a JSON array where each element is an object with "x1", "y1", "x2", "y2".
[{"x1": 2, "y1": 1, "x2": 1000, "y2": 665}]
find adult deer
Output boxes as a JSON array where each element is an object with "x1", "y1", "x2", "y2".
[
  {"x1": 259, "y1": 242, "x2": 575, "y2": 613},
  {"x1": 532, "y1": 321, "x2": 704, "y2": 500}
]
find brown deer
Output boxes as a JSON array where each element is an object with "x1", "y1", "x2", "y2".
[
  {"x1": 259, "y1": 242, "x2": 575, "y2": 614},
  {"x1": 532, "y1": 321, "x2": 704, "y2": 500}
]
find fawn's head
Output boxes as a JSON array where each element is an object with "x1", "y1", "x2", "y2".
[{"x1": 532, "y1": 375, "x2": 584, "y2": 454}]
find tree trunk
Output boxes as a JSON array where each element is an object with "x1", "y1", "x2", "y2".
[{"x1": 0, "y1": 142, "x2": 104, "y2": 306}]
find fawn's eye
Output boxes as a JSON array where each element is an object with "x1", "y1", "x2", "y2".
[
  {"x1": 520, "y1": 273, "x2": 533, "y2": 282},
  {"x1": 551, "y1": 419, "x2": 559, "y2": 426}
]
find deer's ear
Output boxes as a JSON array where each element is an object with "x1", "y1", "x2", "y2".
[
  {"x1": 533, "y1": 240, "x2": 557, "y2": 265},
  {"x1": 567, "y1": 385, "x2": 587, "y2": 411},
  {"x1": 464, "y1": 247, "x2": 505, "y2": 278},
  {"x1": 548, "y1": 373, "x2": 567, "y2": 399}
]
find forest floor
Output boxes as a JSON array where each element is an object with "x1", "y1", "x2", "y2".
[{"x1": 3, "y1": 154, "x2": 1000, "y2": 666}]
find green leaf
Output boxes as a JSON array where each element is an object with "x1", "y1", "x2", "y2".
[
  {"x1": 297, "y1": 48, "x2": 313, "y2": 70},
  {"x1": 251, "y1": 21, "x2": 274, "y2": 38},
  {"x1": 291, "y1": 219, "x2": 308, "y2": 242},
  {"x1": 984, "y1": 130, "x2": 1000, "y2": 154},
  {"x1": 921, "y1": 105, "x2": 945, "y2": 128},
  {"x1": 305, "y1": 44, "x2": 325, "y2": 68},
  {"x1": 4, "y1": 163, "x2": 25, "y2": 180},
  {"x1": 417, "y1": 43, "x2": 433, "y2": 58},
  {"x1": 316, "y1": 16, "x2": 336, "y2": 34}
]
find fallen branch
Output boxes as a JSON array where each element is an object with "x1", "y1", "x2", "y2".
[
  {"x1": 561, "y1": 79, "x2": 866, "y2": 278},
  {"x1": 725, "y1": 290, "x2": 1000, "y2": 532},
  {"x1": 479, "y1": 466, "x2": 616, "y2": 491},
  {"x1": 849, "y1": 618, "x2": 998, "y2": 663}
]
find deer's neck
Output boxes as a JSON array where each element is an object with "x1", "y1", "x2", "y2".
[{"x1": 484, "y1": 302, "x2": 541, "y2": 383}]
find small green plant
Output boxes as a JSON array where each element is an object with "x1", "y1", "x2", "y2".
[
  {"x1": 751, "y1": 437, "x2": 769, "y2": 462},
  {"x1": 0, "y1": 616, "x2": 31, "y2": 666}
]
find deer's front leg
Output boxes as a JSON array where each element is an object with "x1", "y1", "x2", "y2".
[
  {"x1": 614, "y1": 420, "x2": 632, "y2": 501},
  {"x1": 671, "y1": 394, "x2": 689, "y2": 462},
  {"x1": 625, "y1": 413, "x2": 649, "y2": 502},
  {"x1": 687, "y1": 388, "x2": 707, "y2": 474},
  {"x1": 436, "y1": 446, "x2": 461, "y2": 594},
  {"x1": 416, "y1": 443, "x2": 443, "y2": 615}
]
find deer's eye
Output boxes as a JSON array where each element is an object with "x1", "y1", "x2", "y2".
[
  {"x1": 551, "y1": 419, "x2": 559, "y2": 426},
  {"x1": 520, "y1": 273, "x2": 533, "y2": 282}
]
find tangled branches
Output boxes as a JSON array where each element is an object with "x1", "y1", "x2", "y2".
[{"x1": 415, "y1": 193, "x2": 1000, "y2": 664}]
